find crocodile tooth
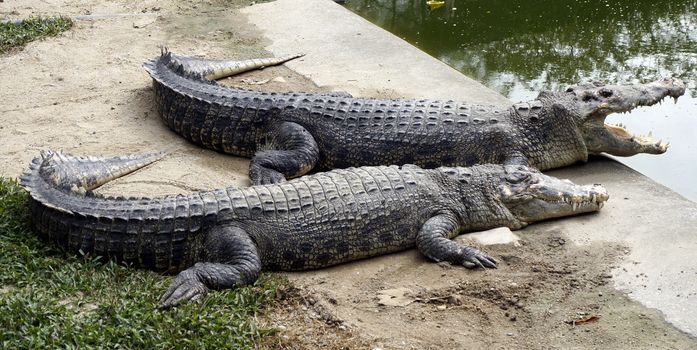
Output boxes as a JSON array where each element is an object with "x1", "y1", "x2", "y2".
[
  {"x1": 572, "y1": 202, "x2": 578, "y2": 211},
  {"x1": 599, "y1": 202, "x2": 604, "y2": 209},
  {"x1": 592, "y1": 194, "x2": 596, "y2": 203},
  {"x1": 648, "y1": 131, "x2": 653, "y2": 137}
]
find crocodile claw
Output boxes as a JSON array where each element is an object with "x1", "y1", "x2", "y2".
[
  {"x1": 462, "y1": 248, "x2": 497, "y2": 269},
  {"x1": 158, "y1": 270, "x2": 209, "y2": 309},
  {"x1": 250, "y1": 169, "x2": 287, "y2": 186}
]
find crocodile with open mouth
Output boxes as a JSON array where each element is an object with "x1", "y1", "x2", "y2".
[
  {"x1": 143, "y1": 50, "x2": 685, "y2": 185},
  {"x1": 20, "y1": 150, "x2": 608, "y2": 307}
]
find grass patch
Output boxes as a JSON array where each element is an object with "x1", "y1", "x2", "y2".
[
  {"x1": 0, "y1": 177, "x2": 283, "y2": 349},
  {"x1": 0, "y1": 16, "x2": 73, "y2": 53}
]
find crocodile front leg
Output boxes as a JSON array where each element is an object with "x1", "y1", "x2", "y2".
[
  {"x1": 502, "y1": 152, "x2": 530, "y2": 166},
  {"x1": 416, "y1": 212, "x2": 497, "y2": 269},
  {"x1": 159, "y1": 226, "x2": 261, "y2": 308},
  {"x1": 250, "y1": 121, "x2": 319, "y2": 185}
]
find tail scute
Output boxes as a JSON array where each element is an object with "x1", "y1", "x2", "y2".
[
  {"x1": 143, "y1": 47, "x2": 304, "y2": 81},
  {"x1": 21, "y1": 150, "x2": 167, "y2": 196}
]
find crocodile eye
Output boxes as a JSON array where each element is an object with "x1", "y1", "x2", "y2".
[
  {"x1": 598, "y1": 88, "x2": 613, "y2": 98},
  {"x1": 565, "y1": 87, "x2": 574, "y2": 93}
]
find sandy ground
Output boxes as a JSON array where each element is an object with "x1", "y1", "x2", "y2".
[{"x1": 1, "y1": 0, "x2": 696, "y2": 348}]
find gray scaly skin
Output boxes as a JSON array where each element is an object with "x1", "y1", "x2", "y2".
[
  {"x1": 20, "y1": 150, "x2": 608, "y2": 307},
  {"x1": 143, "y1": 50, "x2": 685, "y2": 185}
]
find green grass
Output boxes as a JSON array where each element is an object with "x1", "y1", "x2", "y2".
[
  {"x1": 0, "y1": 16, "x2": 73, "y2": 53},
  {"x1": 0, "y1": 177, "x2": 283, "y2": 349}
]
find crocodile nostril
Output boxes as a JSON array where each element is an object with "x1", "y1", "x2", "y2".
[
  {"x1": 598, "y1": 88, "x2": 613, "y2": 98},
  {"x1": 582, "y1": 94, "x2": 596, "y2": 102}
]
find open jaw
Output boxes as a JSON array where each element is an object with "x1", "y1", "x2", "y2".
[
  {"x1": 576, "y1": 77, "x2": 686, "y2": 156},
  {"x1": 603, "y1": 122, "x2": 668, "y2": 155}
]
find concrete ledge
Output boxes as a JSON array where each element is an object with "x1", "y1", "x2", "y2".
[
  {"x1": 244, "y1": 0, "x2": 697, "y2": 336},
  {"x1": 242, "y1": 0, "x2": 509, "y2": 105}
]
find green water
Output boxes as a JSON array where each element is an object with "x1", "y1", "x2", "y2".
[{"x1": 346, "y1": 0, "x2": 697, "y2": 202}]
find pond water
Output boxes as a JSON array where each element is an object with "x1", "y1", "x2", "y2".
[{"x1": 345, "y1": 0, "x2": 697, "y2": 202}]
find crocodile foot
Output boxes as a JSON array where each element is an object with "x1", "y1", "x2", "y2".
[
  {"x1": 251, "y1": 169, "x2": 287, "y2": 186},
  {"x1": 159, "y1": 269, "x2": 209, "y2": 308},
  {"x1": 460, "y1": 247, "x2": 497, "y2": 269}
]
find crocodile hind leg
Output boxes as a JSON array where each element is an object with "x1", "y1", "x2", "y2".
[
  {"x1": 159, "y1": 226, "x2": 261, "y2": 308},
  {"x1": 250, "y1": 121, "x2": 319, "y2": 185},
  {"x1": 415, "y1": 213, "x2": 497, "y2": 269}
]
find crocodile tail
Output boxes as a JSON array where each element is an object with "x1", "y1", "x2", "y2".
[
  {"x1": 143, "y1": 47, "x2": 304, "y2": 81},
  {"x1": 18, "y1": 150, "x2": 198, "y2": 271},
  {"x1": 19, "y1": 150, "x2": 167, "y2": 199}
]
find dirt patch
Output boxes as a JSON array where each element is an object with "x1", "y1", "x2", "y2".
[
  {"x1": 261, "y1": 283, "x2": 371, "y2": 349},
  {"x1": 1, "y1": 0, "x2": 695, "y2": 348},
  {"x1": 276, "y1": 227, "x2": 695, "y2": 349}
]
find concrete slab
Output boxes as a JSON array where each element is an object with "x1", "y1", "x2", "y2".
[
  {"x1": 548, "y1": 159, "x2": 697, "y2": 336},
  {"x1": 241, "y1": 0, "x2": 509, "y2": 105},
  {"x1": 244, "y1": 0, "x2": 697, "y2": 337}
]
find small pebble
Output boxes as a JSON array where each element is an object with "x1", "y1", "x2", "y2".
[{"x1": 447, "y1": 295, "x2": 462, "y2": 305}]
